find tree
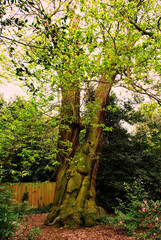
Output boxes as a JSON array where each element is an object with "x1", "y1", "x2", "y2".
[
  {"x1": 135, "y1": 102, "x2": 161, "y2": 153},
  {"x1": 0, "y1": 97, "x2": 59, "y2": 182},
  {"x1": 96, "y1": 95, "x2": 161, "y2": 212},
  {"x1": 0, "y1": 0, "x2": 161, "y2": 228}
]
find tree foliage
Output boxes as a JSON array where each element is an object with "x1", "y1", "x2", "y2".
[
  {"x1": 0, "y1": 0, "x2": 160, "y2": 105},
  {"x1": 96, "y1": 96, "x2": 161, "y2": 212},
  {"x1": 135, "y1": 102, "x2": 161, "y2": 153},
  {"x1": 0, "y1": 97, "x2": 59, "y2": 182}
]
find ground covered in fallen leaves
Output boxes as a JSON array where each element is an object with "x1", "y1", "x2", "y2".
[{"x1": 13, "y1": 213, "x2": 135, "y2": 240}]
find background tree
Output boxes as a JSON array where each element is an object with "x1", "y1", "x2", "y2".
[
  {"x1": 0, "y1": 97, "x2": 59, "y2": 182},
  {"x1": 0, "y1": 0, "x2": 160, "y2": 228},
  {"x1": 96, "y1": 95, "x2": 161, "y2": 212},
  {"x1": 135, "y1": 102, "x2": 161, "y2": 153}
]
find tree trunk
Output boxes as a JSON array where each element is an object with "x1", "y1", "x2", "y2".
[{"x1": 45, "y1": 74, "x2": 115, "y2": 228}]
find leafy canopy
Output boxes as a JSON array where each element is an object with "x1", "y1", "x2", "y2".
[
  {"x1": 0, "y1": 97, "x2": 59, "y2": 182},
  {"x1": 0, "y1": 0, "x2": 160, "y2": 106}
]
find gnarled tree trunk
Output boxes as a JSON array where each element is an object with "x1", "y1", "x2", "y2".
[{"x1": 45, "y1": 74, "x2": 115, "y2": 228}]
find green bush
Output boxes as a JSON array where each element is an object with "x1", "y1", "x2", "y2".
[
  {"x1": 0, "y1": 185, "x2": 41, "y2": 239},
  {"x1": 0, "y1": 185, "x2": 21, "y2": 239},
  {"x1": 108, "y1": 180, "x2": 161, "y2": 239}
]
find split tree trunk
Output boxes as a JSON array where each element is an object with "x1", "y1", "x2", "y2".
[{"x1": 45, "y1": 75, "x2": 115, "y2": 228}]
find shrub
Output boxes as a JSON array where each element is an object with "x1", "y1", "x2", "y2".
[
  {"x1": 108, "y1": 180, "x2": 161, "y2": 239},
  {"x1": 0, "y1": 185, "x2": 41, "y2": 239},
  {"x1": 0, "y1": 185, "x2": 22, "y2": 239}
]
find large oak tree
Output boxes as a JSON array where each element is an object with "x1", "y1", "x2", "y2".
[{"x1": 0, "y1": 0, "x2": 161, "y2": 228}]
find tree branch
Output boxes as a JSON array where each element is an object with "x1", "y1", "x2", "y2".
[
  {"x1": 158, "y1": 17, "x2": 161, "y2": 31},
  {"x1": 122, "y1": 82, "x2": 161, "y2": 105},
  {"x1": 0, "y1": 35, "x2": 48, "y2": 49},
  {"x1": 129, "y1": 18, "x2": 154, "y2": 37}
]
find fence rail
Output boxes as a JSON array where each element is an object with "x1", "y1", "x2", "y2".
[{"x1": 2, "y1": 182, "x2": 56, "y2": 208}]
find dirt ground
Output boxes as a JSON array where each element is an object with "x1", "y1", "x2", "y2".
[{"x1": 12, "y1": 213, "x2": 134, "y2": 240}]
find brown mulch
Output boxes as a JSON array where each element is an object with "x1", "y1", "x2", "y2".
[{"x1": 13, "y1": 213, "x2": 134, "y2": 240}]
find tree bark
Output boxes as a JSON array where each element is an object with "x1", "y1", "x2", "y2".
[{"x1": 45, "y1": 74, "x2": 115, "y2": 228}]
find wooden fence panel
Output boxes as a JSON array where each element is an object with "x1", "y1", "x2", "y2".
[{"x1": 2, "y1": 182, "x2": 56, "y2": 208}]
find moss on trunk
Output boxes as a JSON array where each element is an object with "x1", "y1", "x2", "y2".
[
  {"x1": 45, "y1": 163, "x2": 106, "y2": 228},
  {"x1": 45, "y1": 74, "x2": 115, "y2": 228}
]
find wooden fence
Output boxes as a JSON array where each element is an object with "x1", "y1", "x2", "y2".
[{"x1": 2, "y1": 182, "x2": 56, "y2": 208}]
